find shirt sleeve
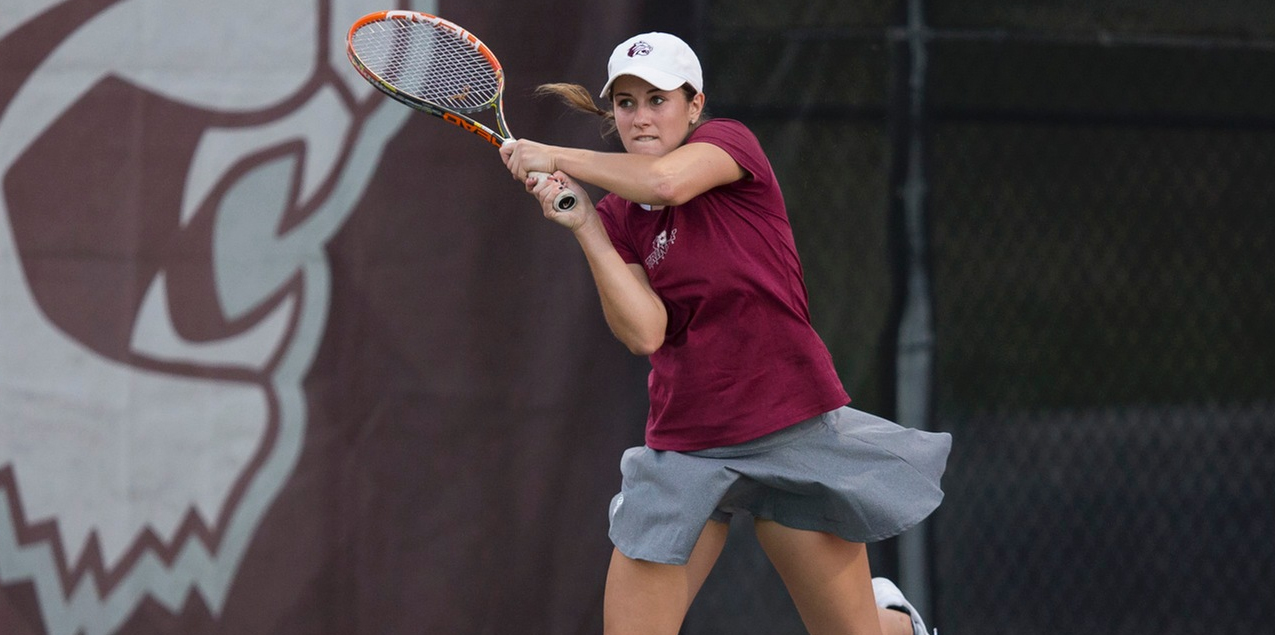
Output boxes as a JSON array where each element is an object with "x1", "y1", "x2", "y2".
[{"x1": 685, "y1": 119, "x2": 773, "y2": 188}]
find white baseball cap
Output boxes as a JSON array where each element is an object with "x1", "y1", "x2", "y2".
[{"x1": 599, "y1": 32, "x2": 704, "y2": 99}]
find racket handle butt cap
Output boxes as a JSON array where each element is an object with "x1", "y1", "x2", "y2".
[{"x1": 528, "y1": 171, "x2": 578, "y2": 212}]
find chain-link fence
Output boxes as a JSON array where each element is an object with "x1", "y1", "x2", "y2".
[{"x1": 677, "y1": 0, "x2": 1275, "y2": 632}]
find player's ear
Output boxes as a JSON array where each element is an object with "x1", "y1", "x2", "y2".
[{"x1": 689, "y1": 92, "x2": 705, "y2": 125}]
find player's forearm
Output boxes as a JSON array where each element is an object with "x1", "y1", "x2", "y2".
[
  {"x1": 553, "y1": 143, "x2": 743, "y2": 208},
  {"x1": 573, "y1": 218, "x2": 666, "y2": 355},
  {"x1": 553, "y1": 148, "x2": 676, "y2": 206}
]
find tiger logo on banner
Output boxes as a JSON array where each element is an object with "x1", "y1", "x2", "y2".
[{"x1": 0, "y1": 1, "x2": 434, "y2": 633}]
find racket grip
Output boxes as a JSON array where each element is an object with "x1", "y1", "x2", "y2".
[{"x1": 529, "y1": 171, "x2": 578, "y2": 212}]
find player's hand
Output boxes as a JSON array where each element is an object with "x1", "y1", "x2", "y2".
[
  {"x1": 500, "y1": 138, "x2": 555, "y2": 181},
  {"x1": 528, "y1": 171, "x2": 591, "y2": 231}
]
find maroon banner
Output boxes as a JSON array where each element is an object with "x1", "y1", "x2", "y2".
[{"x1": 0, "y1": 1, "x2": 649, "y2": 633}]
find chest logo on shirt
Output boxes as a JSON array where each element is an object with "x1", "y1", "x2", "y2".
[{"x1": 645, "y1": 229, "x2": 677, "y2": 269}]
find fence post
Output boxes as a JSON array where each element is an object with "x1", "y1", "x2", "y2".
[{"x1": 896, "y1": 0, "x2": 936, "y2": 625}]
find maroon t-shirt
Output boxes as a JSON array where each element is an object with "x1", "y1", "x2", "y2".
[{"x1": 596, "y1": 119, "x2": 849, "y2": 451}]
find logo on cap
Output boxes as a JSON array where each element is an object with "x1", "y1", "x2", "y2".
[{"x1": 627, "y1": 41, "x2": 652, "y2": 57}]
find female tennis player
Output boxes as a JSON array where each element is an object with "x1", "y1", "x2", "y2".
[{"x1": 501, "y1": 32, "x2": 949, "y2": 635}]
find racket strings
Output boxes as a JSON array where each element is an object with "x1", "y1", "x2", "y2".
[{"x1": 351, "y1": 19, "x2": 500, "y2": 112}]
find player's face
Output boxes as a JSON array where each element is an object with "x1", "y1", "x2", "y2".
[{"x1": 611, "y1": 75, "x2": 703, "y2": 157}]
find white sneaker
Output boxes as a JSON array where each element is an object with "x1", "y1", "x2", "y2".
[{"x1": 871, "y1": 577, "x2": 934, "y2": 635}]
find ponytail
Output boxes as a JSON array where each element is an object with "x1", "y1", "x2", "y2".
[{"x1": 535, "y1": 83, "x2": 617, "y2": 136}]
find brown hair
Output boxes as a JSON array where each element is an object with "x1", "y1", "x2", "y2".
[
  {"x1": 534, "y1": 82, "x2": 705, "y2": 138},
  {"x1": 535, "y1": 83, "x2": 616, "y2": 136}
]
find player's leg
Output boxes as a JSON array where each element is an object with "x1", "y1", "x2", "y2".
[
  {"x1": 602, "y1": 519, "x2": 729, "y2": 635},
  {"x1": 754, "y1": 518, "x2": 906, "y2": 635}
]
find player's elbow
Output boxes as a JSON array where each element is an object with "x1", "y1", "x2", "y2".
[
  {"x1": 647, "y1": 168, "x2": 696, "y2": 207},
  {"x1": 615, "y1": 323, "x2": 665, "y2": 356},
  {"x1": 648, "y1": 178, "x2": 681, "y2": 207},
  {"x1": 606, "y1": 289, "x2": 667, "y2": 356},
  {"x1": 625, "y1": 334, "x2": 664, "y2": 357}
]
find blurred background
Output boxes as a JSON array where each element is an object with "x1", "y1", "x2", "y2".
[
  {"x1": 670, "y1": 1, "x2": 1275, "y2": 634},
  {"x1": 1, "y1": 0, "x2": 1272, "y2": 634}
]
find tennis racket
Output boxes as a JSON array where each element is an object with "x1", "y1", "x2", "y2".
[{"x1": 346, "y1": 10, "x2": 576, "y2": 211}]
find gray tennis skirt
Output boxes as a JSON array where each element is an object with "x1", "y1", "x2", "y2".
[{"x1": 607, "y1": 406, "x2": 952, "y2": 565}]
